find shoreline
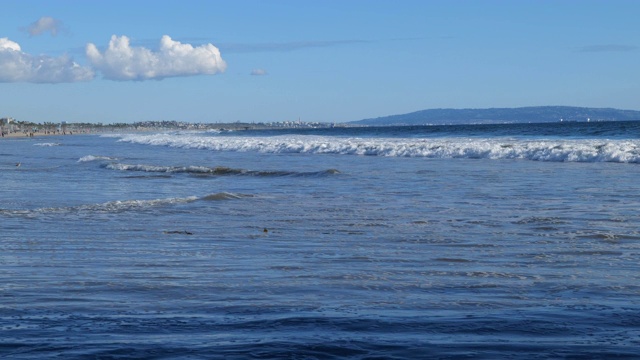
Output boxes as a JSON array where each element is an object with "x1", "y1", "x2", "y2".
[
  {"x1": 0, "y1": 129, "x2": 130, "y2": 139},
  {"x1": 1, "y1": 131, "x2": 71, "y2": 139}
]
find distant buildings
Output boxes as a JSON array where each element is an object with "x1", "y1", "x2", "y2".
[
  {"x1": 1, "y1": 117, "x2": 15, "y2": 125},
  {"x1": 1, "y1": 117, "x2": 16, "y2": 134},
  {"x1": 0, "y1": 117, "x2": 336, "y2": 136}
]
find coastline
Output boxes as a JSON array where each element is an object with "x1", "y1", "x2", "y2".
[
  {"x1": 1, "y1": 131, "x2": 67, "y2": 139},
  {"x1": 0, "y1": 128, "x2": 127, "y2": 139}
]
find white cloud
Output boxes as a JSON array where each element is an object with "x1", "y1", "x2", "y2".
[
  {"x1": 0, "y1": 37, "x2": 94, "y2": 83},
  {"x1": 86, "y1": 35, "x2": 227, "y2": 81},
  {"x1": 23, "y1": 16, "x2": 65, "y2": 37},
  {"x1": 0, "y1": 38, "x2": 21, "y2": 51},
  {"x1": 250, "y1": 68, "x2": 267, "y2": 76}
]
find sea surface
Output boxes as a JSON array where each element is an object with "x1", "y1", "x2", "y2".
[{"x1": 2, "y1": 121, "x2": 640, "y2": 359}]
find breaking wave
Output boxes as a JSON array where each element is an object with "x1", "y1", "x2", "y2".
[
  {"x1": 0, "y1": 192, "x2": 251, "y2": 217},
  {"x1": 103, "y1": 162, "x2": 340, "y2": 177},
  {"x1": 112, "y1": 133, "x2": 640, "y2": 163},
  {"x1": 33, "y1": 142, "x2": 61, "y2": 147},
  {"x1": 78, "y1": 155, "x2": 119, "y2": 162}
]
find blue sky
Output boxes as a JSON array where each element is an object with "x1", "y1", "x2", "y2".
[{"x1": 1, "y1": 0, "x2": 639, "y2": 124}]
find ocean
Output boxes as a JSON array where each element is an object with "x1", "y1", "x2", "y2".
[{"x1": 1, "y1": 121, "x2": 640, "y2": 359}]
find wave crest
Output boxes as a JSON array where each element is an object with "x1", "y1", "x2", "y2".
[
  {"x1": 34, "y1": 142, "x2": 61, "y2": 147},
  {"x1": 103, "y1": 162, "x2": 340, "y2": 177},
  {"x1": 0, "y1": 192, "x2": 251, "y2": 217},
  {"x1": 78, "y1": 155, "x2": 118, "y2": 162},
  {"x1": 112, "y1": 133, "x2": 640, "y2": 163}
]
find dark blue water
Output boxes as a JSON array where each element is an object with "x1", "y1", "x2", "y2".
[
  {"x1": 2, "y1": 121, "x2": 640, "y2": 358},
  {"x1": 228, "y1": 120, "x2": 640, "y2": 140}
]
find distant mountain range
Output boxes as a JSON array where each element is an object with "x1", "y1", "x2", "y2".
[{"x1": 350, "y1": 106, "x2": 640, "y2": 126}]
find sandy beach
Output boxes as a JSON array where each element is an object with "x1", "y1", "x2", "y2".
[
  {"x1": 0, "y1": 129, "x2": 103, "y2": 139},
  {"x1": 1, "y1": 131, "x2": 58, "y2": 139}
]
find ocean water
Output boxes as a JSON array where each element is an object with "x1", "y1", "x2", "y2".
[{"x1": 1, "y1": 121, "x2": 640, "y2": 359}]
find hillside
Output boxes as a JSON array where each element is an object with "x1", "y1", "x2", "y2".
[{"x1": 350, "y1": 106, "x2": 640, "y2": 126}]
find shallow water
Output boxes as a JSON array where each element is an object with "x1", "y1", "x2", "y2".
[{"x1": 2, "y1": 125, "x2": 640, "y2": 358}]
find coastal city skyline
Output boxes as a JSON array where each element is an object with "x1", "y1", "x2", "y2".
[{"x1": 1, "y1": 0, "x2": 639, "y2": 124}]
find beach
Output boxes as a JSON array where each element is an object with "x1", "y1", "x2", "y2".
[{"x1": 0, "y1": 130, "x2": 87, "y2": 139}]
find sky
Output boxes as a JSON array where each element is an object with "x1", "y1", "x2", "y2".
[{"x1": 1, "y1": 0, "x2": 639, "y2": 124}]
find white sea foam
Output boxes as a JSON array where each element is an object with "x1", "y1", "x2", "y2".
[
  {"x1": 112, "y1": 133, "x2": 640, "y2": 163},
  {"x1": 104, "y1": 163, "x2": 243, "y2": 174},
  {"x1": 1, "y1": 196, "x2": 197, "y2": 216},
  {"x1": 103, "y1": 162, "x2": 339, "y2": 177},
  {"x1": 33, "y1": 142, "x2": 61, "y2": 147},
  {"x1": 78, "y1": 155, "x2": 118, "y2": 162}
]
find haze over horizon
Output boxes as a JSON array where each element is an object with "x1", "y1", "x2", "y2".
[{"x1": 1, "y1": 0, "x2": 639, "y2": 124}]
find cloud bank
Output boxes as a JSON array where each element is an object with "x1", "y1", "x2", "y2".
[
  {"x1": 0, "y1": 37, "x2": 94, "y2": 83},
  {"x1": 0, "y1": 34, "x2": 226, "y2": 83},
  {"x1": 23, "y1": 16, "x2": 65, "y2": 37},
  {"x1": 86, "y1": 35, "x2": 227, "y2": 81}
]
